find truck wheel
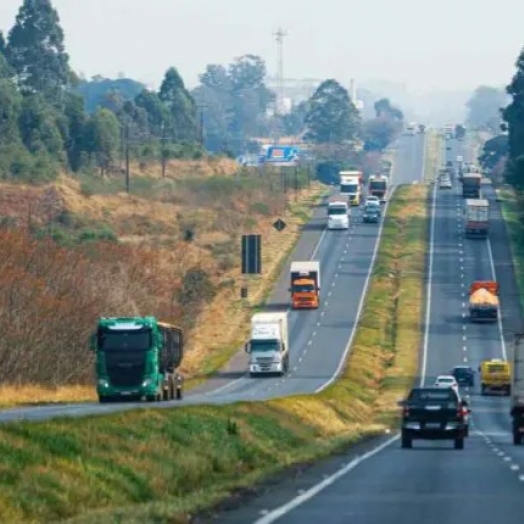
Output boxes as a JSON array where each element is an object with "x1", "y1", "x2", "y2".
[
  {"x1": 401, "y1": 433, "x2": 412, "y2": 449},
  {"x1": 176, "y1": 386, "x2": 183, "y2": 400},
  {"x1": 98, "y1": 396, "x2": 110, "y2": 403},
  {"x1": 454, "y1": 438, "x2": 464, "y2": 450},
  {"x1": 146, "y1": 394, "x2": 159, "y2": 402},
  {"x1": 507, "y1": 386, "x2": 512, "y2": 396},
  {"x1": 481, "y1": 385, "x2": 486, "y2": 396},
  {"x1": 513, "y1": 432, "x2": 522, "y2": 445}
]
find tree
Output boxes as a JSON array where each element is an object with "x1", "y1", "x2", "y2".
[
  {"x1": 362, "y1": 117, "x2": 399, "y2": 152},
  {"x1": 0, "y1": 78, "x2": 22, "y2": 145},
  {"x1": 466, "y1": 85, "x2": 508, "y2": 132},
  {"x1": 83, "y1": 108, "x2": 120, "y2": 175},
  {"x1": 6, "y1": 0, "x2": 72, "y2": 101},
  {"x1": 479, "y1": 134, "x2": 508, "y2": 172},
  {"x1": 374, "y1": 98, "x2": 403, "y2": 120},
  {"x1": 454, "y1": 124, "x2": 466, "y2": 139},
  {"x1": 279, "y1": 100, "x2": 309, "y2": 136},
  {"x1": 0, "y1": 31, "x2": 6, "y2": 56},
  {"x1": 135, "y1": 89, "x2": 170, "y2": 137},
  {"x1": 304, "y1": 79, "x2": 361, "y2": 144},
  {"x1": 159, "y1": 67, "x2": 198, "y2": 141},
  {"x1": 18, "y1": 93, "x2": 65, "y2": 159},
  {"x1": 503, "y1": 49, "x2": 524, "y2": 189}
]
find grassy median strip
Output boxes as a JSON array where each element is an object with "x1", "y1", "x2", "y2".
[
  {"x1": 424, "y1": 130, "x2": 443, "y2": 182},
  {"x1": 0, "y1": 185, "x2": 428, "y2": 523}
]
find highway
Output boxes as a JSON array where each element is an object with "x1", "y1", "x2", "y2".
[
  {"x1": 0, "y1": 135, "x2": 425, "y2": 423},
  {"x1": 210, "y1": 135, "x2": 524, "y2": 524}
]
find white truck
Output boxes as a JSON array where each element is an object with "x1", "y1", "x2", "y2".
[
  {"x1": 327, "y1": 195, "x2": 350, "y2": 230},
  {"x1": 511, "y1": 334, "x2": 524, "y2": 444},
  {"x1": 339, "y1": 170, "x2": 362, "y2": 205},
  {"x1": 245, "y1": 312, "x2": 289, "y2": 376}
]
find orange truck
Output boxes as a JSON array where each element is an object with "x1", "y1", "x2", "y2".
[
  {"x1": 289, "y1": 261, "x2": 321, "y2": 309},
  {"x1": 469, "y1": 281, "x2": 499, "y2": 322}
]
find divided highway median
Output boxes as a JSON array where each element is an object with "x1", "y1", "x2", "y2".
[{"x1": 0, "y1": 186, "x2": 431, "y2": 523}]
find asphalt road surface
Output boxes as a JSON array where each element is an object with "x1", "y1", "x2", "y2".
[
  {"x1": 209, "y1": 135, "x2": 524, "y2": 524},
  {"x1": 0, "y1": 134, "x2": 425, "y2": 423}
]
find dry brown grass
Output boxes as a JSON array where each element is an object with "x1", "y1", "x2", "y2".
[{"x1": 0, "y1": 385, "x2": 95, "y2": 406}]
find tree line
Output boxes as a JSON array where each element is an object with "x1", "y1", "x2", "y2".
[{"x1": 0, "y1": 0, "x2": 404, "y2": 186}]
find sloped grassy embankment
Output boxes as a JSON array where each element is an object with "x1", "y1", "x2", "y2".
[{"x1": 0, "y1": 139, "x2": 438, "y2": 523}]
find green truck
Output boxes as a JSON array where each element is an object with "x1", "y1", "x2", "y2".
[{"x1": 90, "y1": 316, "x2": 184, "y2": 403}]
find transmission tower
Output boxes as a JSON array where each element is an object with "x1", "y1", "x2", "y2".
[{"x1": 273, "y1": 28, "x2": 288, "y2": 116}]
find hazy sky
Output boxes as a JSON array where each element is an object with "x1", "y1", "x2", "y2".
[{"x1": 1, "y1": 0, "x2": 523, "y2": 94}]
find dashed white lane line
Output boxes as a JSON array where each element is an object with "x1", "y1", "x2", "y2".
[
  {"x1": 327, "y1": 290, "x2": 332, "y2": 297},
  {"x1": 321, "y1": 311, "x2": 325, "y2": 317},
  {"x1": 462, "y1": 302, "x2": 465, "y2": 308},
  {"x1": 312, "y1": 330, "x2": 317, "y2": 336},
  {"x1": 463, "y1": 325, "x2": 466, "y2": 330},
  {"x1": 463, "y1": 346, "x2": 467, "y2": 351},
  {"x1": 463, "y1": 335, "x2": 467, "y2": 341},
  {"x1": 307, "y1": 340, "x2": 312, "y2": 346},
  {"x1": 463, "y1": 357, "x2": 468, "y2": 363}
]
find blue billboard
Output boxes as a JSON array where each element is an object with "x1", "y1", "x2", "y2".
[{"x1": 265, "y1": 145, "x2": 299, "y2": 166}]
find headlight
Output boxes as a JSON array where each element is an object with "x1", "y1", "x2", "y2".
[
  {"x1": 97, "y1": 379, "x2": 109, "y2": 388},
  {"x1": 142, "y1": 378, "x2": 154, "y2": 387}
]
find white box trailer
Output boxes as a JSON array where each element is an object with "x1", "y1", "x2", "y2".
[{"x1": 246, "y1": 312, "x2": 289, "y2": 376}]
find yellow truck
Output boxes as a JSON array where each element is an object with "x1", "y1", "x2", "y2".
[
  {"x1": 469, "y1": 281, "x2": 499, "y2": 322},
  {"x1": 479, "y1": 359, "x2": 511, "y2": 396}
]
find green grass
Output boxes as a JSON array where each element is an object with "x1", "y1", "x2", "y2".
[
  {"x1": 0, "y1": 183, "x2": 429, "y2": 523},
  {"x1": 496, "y1": 187, "x2": 524, "y2": 312},
  {"x1": 424, "y1": 130, "x2": 443, "y2": 182}
]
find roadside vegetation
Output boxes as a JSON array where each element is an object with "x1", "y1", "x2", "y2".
[
  {"x1": 0, "y1": 179, "x2": 429, "y2": 523},
  {"x1": 0, "y1": 164, "x2": 326, "y2": 406},
  {"x1": 423, "y1": 130, "x2": 443, "y2": 182},
  {"x1": 496, "y1": 188, "x2": 524, "y2": 311}
]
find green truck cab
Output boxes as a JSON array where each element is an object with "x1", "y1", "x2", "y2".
[{"x1": 90, "y1": 316, "x2": 184, "y2": 403}]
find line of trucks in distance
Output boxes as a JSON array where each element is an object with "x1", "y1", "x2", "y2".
[
  {"x1": 88, "y1": 169, "x2": 389, "y2": 401},
  {"x1": 439, "y1": 157, "x2": 524, "y2": 445}
]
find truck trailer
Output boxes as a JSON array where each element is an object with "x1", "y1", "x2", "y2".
[
  {"x1": 339, "y1": 170, "x2": 363, "y2": 205},
  {"x1": 469, "y1": 281, "x2": 499, "y2": 322},
  {"x1": 245, "y1": 312, "x2": 289, "y2": 376},
  {"x1": 464, "y1": 198, "x2": 489, "y2": 238},
  {"x1": 462, "y1": 173, "x2": 481, "y2": 198},
  {"x1": 289, "y1": 260, "x2": 321, "y2": 309},
  {"x1": 90, "y1": 316, "x2": 184, "y2": 403},
  {"x1": 368, "y1": 174, "x2": 388, "y2": 203}
]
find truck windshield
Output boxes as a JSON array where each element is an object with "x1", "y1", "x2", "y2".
[
  {"x1": 97, "y1": 329, "x2": 152, "y2": 352},
  {"x1": 251, "y1": 339, "x2": 279, "y2": 352},
  {"x1": 293, "y1": 283, "x2": 315, "y2": 293},
  {"x1": 487, "y1": 365, "x2": 507, "y2": 373},
  {"x1": 328, "y1": 207, "x2": 347, "y2": 215},
  {"x1": 341, "y1": 183, "x2": 358, "y2": 193},
  {"x1": 370, "y1": 182, "x2": 386, "y2": 190}
]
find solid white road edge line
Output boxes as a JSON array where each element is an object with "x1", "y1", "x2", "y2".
[
  {"x1": 252, "y1": 435, "x2": 400, "y2": 524},
  {"x1": 420, "y1": 166, "x2": 437, "y2": 386},
  {"x1": 486, "y1": 234, "x2": 508, "y2": 360}
]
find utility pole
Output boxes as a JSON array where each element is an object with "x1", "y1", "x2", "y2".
[
  {"x1": 273, "y1": 27, "x2": 288, "y2": 143},
  {"x1": 197, "y1": 105, "x2": 207, "y2": 147},
  {"x1": 160, "y1": 121, "x2": 168, "y2": 178},
  {"x1": 124, "y1": 120, "x2": 130, "y2": 193}
]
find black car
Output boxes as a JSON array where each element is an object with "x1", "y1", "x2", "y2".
[
  {"x1": 399, "y1": 387, "x2": 470, "y2": 449},
  {"x1": 451, "y1": 366, "x2": 475, "y2": 387}
]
